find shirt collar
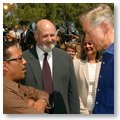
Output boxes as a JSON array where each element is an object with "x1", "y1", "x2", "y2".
[
  {"x1": 102, "y1": 42, "x2": 114, "y2": 55},
  {"x1": 36, "y1": 45, "x2": 52, "y2": 59},
  {"x1": 36, "y1": 45, "x2": 44, "y2": 58}
]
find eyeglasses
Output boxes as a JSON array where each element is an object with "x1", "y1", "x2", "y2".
[{"x1": 4, "y1": 55, "x2": 23, "y2": 62}]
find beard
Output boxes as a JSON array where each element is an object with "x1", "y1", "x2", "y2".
[{"x1": 37, "y1": 43, "x2": 55, "y2": 52}]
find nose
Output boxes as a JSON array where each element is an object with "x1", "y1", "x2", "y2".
[
  {"x1": 22, "y1": 57, "x2": 27, "y2": 64},
  {"x1": 48, "y1": 35, "x2": 52, "y2": 41}
]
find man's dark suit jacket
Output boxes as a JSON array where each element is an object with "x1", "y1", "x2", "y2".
[
  {"x1": 20, "y1": 30, "x2": 35, "y2": 51},
  {"x1": 21, "y1": 46, "x2": 80, "y2": 114}
]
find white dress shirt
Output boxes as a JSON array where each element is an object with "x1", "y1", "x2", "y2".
[{"x1": 36, "y1": 45, "x2": 53, "y2": 76}]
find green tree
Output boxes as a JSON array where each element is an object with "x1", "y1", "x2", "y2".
[{"x1": 3, "y1": 3, "x2": 114, "y2": 29}]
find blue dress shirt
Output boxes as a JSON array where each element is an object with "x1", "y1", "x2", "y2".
[{"x1": 93, "y1": 43, "x2": 114, "y2": 114}]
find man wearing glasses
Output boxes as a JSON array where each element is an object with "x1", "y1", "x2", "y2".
[
  {"x1": 79, "y1": 4, "x2": 114, "y2": 114},
  {"x1": 3, "y1": 41, "x2": 51, "y2": 114}
]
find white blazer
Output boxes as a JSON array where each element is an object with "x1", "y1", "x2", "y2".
[
  {"x1": 73, "y1": 58, "x2": 80, "y2": 77},
  {"x1": 76, "y1": 59, "x2": 101, "y2": 114}
]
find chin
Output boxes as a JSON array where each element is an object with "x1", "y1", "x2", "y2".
[
  {"x1": 21, "y1": 73, "x2": 26, "y2": 79},
  {"x1": 21, "y1": 75, "x2": 25, "y2": 80},
  {"x1": 39, "y1": 44, "x2": 55, "y2": 52}
]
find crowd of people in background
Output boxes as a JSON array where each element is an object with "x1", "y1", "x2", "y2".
[
  {"x1": 3, "y1": 4, "x2": 114, "y2": 114},
  {"x1": 3, "y1": 24, "x2": 36, "y2": 51}
]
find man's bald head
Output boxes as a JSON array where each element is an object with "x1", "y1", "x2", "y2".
[{"x1": 36, "y1": 19, "x2": 56, "y2": 33}]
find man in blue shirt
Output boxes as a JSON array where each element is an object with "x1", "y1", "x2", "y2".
[{"x1": 79, "y1": 4, "x2": 114, "y2": 114}]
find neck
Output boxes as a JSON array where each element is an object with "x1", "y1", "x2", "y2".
[
  {"x1": 87, "y1": 54, "x2": 96, "y2": 63},
  {"x1": 105, "y1": 28, "x2": 114, "y2": 49}
]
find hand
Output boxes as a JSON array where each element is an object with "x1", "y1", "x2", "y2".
[
  {"x1": 33, "y1": 99, "x2": 47, "y2": 112},
  {"x1": 27, "y1": 98, "x2": 35, "y2": 107}
]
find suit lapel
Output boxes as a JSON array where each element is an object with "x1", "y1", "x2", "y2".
[
  {"x1": 81, "y1": 60, "x2": 89, "y2": 88},
  {"x1": 29, "y1": 47, "x2": 43, "y2": 88},
  {"x1": 52, "y1": 48, "x2": 60, "y2": 90}
]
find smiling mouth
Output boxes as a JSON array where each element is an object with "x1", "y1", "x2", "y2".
[
  {"x1": 22, "y1": 68, "x2": 26, "y2": 72},
  {"x1": 85, "y1": 48, "x2": 92, "y2": 51}
]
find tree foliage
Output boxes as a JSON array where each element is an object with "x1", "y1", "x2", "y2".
[{"x1": 3, "y1": 3, "x2": 114, "y2": 30}]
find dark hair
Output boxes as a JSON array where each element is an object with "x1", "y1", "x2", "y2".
[
  {"x1": 22, "y1": 25, "x2": 27, "y2": 28},
  {"x1": 3, "y1": 41, "x2": 19, "y2": 61}
]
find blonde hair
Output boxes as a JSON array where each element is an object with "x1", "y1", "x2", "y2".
[{"x1": 65, "y1": 42, "x2": 77, "y2": 52}]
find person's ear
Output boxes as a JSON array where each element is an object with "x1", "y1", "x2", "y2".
[
  {"x1": 34, "y1": 31, "x2": 38, "y2": 42},
  {"x1": 100, "y1": 21, "x2": 109, "y2": 34},
  {"x1": 3, "y1": 61, "x2": 9, "y2": 71}
]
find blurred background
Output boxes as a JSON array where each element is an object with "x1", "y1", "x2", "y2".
[{"x1": 3, "y1": 3, "x2": 114, "y2": 57}]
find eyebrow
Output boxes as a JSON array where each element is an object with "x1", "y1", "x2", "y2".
[{"x1": 4, "y1": 55, "x2": 23, "y2": 61}]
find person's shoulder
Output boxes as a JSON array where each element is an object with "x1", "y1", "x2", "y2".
[
  {"x1": 97, "y1": 61, "x2": 101, "y2": 66},
  {"x1": 23, "y1": 46, "x2": 38, "y2": 59},
  {"x1": 23, "y1": 49, "x2": 30, "y2": 55},
  {"x1": 73, "y1": 58, "x2": 80, "y2": 66},
  {"x1": 79, "y1": 59, "x2": 88, "y2": 64},
  {"x1": 53, "y1": 47, "x2": 69, "y2": 56},
  {"x1": 73, "y1": 58, "x2": 80, "y2": 63},
  {"x1": 53, "y1": 47, "x2": 72, "y2": 62},
  {"x1": 23, "y1": 47, "x2": 33, "y2": 57},
  {"x1": 27, "y1": 30, "x2": 34, "y2": 34},
  {"x1": 53, "y1": 47, "x2": 65, "y2": 52},
  {"x1": 21, "y1": 31, "x2": 24, "y2": 34}
]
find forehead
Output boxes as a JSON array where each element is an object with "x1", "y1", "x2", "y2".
[
  {"x1": 37, "y1": 22, "x2": 56, "y2": 33},
  {"x1": 67, "y1": 47, "x2": 76, "y2": 52},
  {"x1": 22, "y1": 26, "x2": 26, "y2": 29},
  {"x1": 8, "y1": 46, "x2": 22, "y2": 57},
  {"x1": 82, "y1": 17, "x2": 91, "y2": 30},
  {"x1": 41, "y1": 26, "x2": 55, "y2": 33},
  {"x1": 84, "y1": 39, "x2": 94, "y2": 44}
]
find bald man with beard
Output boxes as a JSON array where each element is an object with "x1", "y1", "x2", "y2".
[{"x1": 21, "y1": 19, "x2": 80, "y2": 114}]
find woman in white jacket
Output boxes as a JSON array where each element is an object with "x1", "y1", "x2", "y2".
[{"x1": 76, "y1": 36, "x2": 101, "y2": 114}]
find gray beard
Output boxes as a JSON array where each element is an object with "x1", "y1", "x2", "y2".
[{"x1": 37, "y1": 44, "x2": 55, "y2": 52}]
